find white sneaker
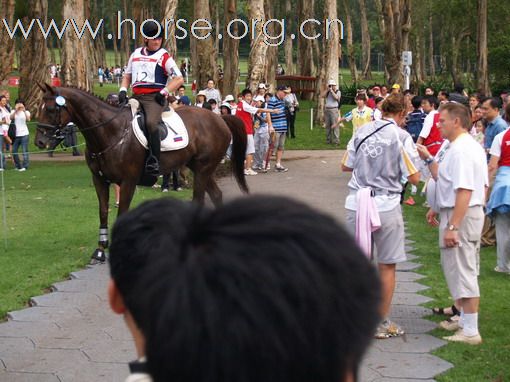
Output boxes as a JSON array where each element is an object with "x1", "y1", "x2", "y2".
[
  {"x1": 443, "y1": 331, "x2": 482, "y2": 345},
  {"x1": 244, "y1": 169, "x2": 258, "y2": 176},
  {"x1": 18, "y1": 168, "x2": 26, "y2": 172},
  {"x1": 0, "y1": 168, "x2": 3, "y2": 172}
]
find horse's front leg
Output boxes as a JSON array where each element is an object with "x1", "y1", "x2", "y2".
[
  {"x1": 117, "y1": 181, "x2": 137, "y2": 215},
  {"x1": 90, "y1": 173, "x2": 110, "y2": 264}
]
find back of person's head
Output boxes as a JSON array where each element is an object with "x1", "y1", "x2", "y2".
[
  {"x1": 111, "y1": 196, "x2": 381, "y2": 382},
  {"x1": 439, "y1": 102, "x2": 471, "y2": 130},
  {"x1": 411, "y1": 95, "x2": 423, "y2": 109},
  {"x1": 424, "y1": 95, "x2": 440, "y2": 109},
  {"x1": 381, "y1": 94, "x2": 406, "y2": 115},
  {"x1": 439, "y1": 89, "x2": 450, "y2": 99},
  {"x1": 453, "y1": 83, "x2": 464, "y2": 93}
]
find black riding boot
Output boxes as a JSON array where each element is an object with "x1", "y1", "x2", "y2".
[{"x1": 146, "y1": 131, "x2": 161, "y2": 175}]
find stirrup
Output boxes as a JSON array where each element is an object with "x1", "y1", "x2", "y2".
[{"x1": 145, "y1": 155, "x2": 160, "y2": 176}]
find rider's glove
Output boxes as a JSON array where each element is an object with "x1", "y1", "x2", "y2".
[
  {"x1": 155, "y1": 88, "x2": 170, "y2": 106},
  {"x1": 118, "y1": 87, "x2": 128, "y2": 105}
]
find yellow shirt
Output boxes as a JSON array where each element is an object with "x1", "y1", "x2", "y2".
[{"x1": 348, "y1": 106, "x2": 373, "y2": 132}]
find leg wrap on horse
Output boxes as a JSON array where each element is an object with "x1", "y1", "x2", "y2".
[{"x1": 98, "y1": 227, "x2": 109, "y2": 248}]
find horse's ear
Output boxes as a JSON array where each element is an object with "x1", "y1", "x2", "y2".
[{"x1": 44, "y1": 82, "x2": 56, "y2": 94}]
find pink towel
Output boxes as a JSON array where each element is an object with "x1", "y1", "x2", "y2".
[{"x1": 355, "y1": 188, "x2": 381, "y2": 259}]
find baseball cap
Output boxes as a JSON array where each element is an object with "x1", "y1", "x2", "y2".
[
  {"x1": 328, "y1": 80, "x2": 337, "y2": 86},
  {"x1": 391, "y1": 83, "x2": 401, "y2": 89},
  {"x1": 276, "y1": 85, "x2": 288, "y2": 92},
  {"x1": 220, "y1": 102, "x2": 232, "y2": 110},
  {"x1": 197, "y1": 90, "x2": 207, "y2": 96},
  {"x1": 258, "y1": 83, "x2": 267, "y2": 89},
  {"x1": 253, "y1": 95, "x2": 265, "y2": 102},
  {"x1": 372, "y1": 86, "x2": 380, "y2": 91},
  {"x1": 224, "y1": 94, "x2": 235, "y2": 102}
]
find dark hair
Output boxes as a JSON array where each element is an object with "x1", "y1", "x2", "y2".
[
  {"x1": 355, "y1": 93, "x2": 367, "y2": 102},
  {"x1": 381, "y1": 94, "x2": 406, "y2": 115},
  {"x1": 453, "y1": 83, "x2": 464, "y2": 93},
  {"x1": 208, "y1": 98, "x2": 217, "y2": 105},
  {"x1": 0, "y1": 95, "x2": 5, "y2": 101},
  {"x1": 438, "y1": 89, "x2": 450, "y2": 99},
  {"x1": 423, "y1": 95, "x2": 440, "y2": 109},
  {"x1": 403, "y1": 89, "x2": 413, "y2": 96},
  {"x1": 110, "y1": 196, "x2": 380, "y2": 382},
  {"x1": 241, "y1": 88, "x2": 252, "y2": 97},
  {"x1": 438, "y1": 102, "x2": 471, "y2": 130},
  {"x1": 178, "y1": 85, "x2": 185, "y2": 90},
  {"x1": 411, "y1": 95, "x2": 423, "y2": 109},
  {"x1": 374, "y1": 96, "x2": 384, "y2": 104},
  {"x1": 202, "y1": 102, "x2": 212, "y2": 110},
  {"x1": 481, "y1": 96, "x2": 502, "y2": 110},
  {"x1": 14, "y1": 99, "x2": 25, "y2": 105},
  {"x1": 504, "y1": 103, "x2": 510, "y2": 124}
]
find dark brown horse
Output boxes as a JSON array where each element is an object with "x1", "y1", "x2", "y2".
[{"x1": 35, "y1": 84, "x2": 247, "y2": 262}]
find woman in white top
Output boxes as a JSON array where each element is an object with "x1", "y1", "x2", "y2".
[
  {"x1": 10, "y1": 99, "x2": 31, "y2": 171},
  {"x1": 0, "y1": 95, "x2": 12, "y2": 171}
]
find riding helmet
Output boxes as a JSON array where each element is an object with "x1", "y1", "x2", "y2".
[{"x1": 142, "y1": 20, "x2": 163, "y2": 39}]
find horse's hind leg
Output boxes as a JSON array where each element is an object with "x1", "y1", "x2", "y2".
[{"x1": 206, "y1": 178, "x2": 223, "y2": 207}]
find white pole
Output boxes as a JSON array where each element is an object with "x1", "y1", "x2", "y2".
[
  {"x1": 185, "y1": 57, "x2": 189, "y2": 84},
  {"x1": 404, "y1": 65, "x2": 411, "y2": 90},
  {"x1": 310, "y1": 108, "x2": 313, "y2": 130}
]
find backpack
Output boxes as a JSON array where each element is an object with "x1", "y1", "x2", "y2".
[{"x1": 405, "y1": 111, "x2": 425, "y2": 143}]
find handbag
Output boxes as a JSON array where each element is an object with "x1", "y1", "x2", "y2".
[{"x1": 7, "y1": 121, "x2": 16, "y2": 141}]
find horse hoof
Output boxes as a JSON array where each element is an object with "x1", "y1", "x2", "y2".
[{"x1": 90, "y1": 248, "x2": 107, "y2": 264}]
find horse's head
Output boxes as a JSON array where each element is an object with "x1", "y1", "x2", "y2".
[{"x1": 35, "y1": 83, "x2": 72, "y2": 149}]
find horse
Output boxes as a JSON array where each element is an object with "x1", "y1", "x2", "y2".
[{"x1": 35, "y1": 83, "x2": 248, "y2": 263}]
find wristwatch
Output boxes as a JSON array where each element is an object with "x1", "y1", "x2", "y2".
[
  {"x1": 447, "y1": 223, "x2": 458, "y2": 231},
  {"x1": 423, "y1": 156, "x2": 434, "y2": 165}
]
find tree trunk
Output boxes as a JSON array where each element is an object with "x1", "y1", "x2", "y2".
[
  {"x1": 18, "y1": 0, "x2": 50, "y2": 116},
  {"x1": 246, "y1": 0, "x2": 268, "y2": 92},
  {"x1": 121, "y1": 0, "x2": 131, "y2": 67},
  {"x1": 283, "y1": 0, "x2": 293, "y2": 74},
  {"x1": 48, "y1": 38, "x2": 57, "y2": 66},
  {"x1": 297, "y1": 0, "x2": 315, "y2": 79},
  {"x1": 222, "y1": 0, "x2": 239, "y2": 97},
  {"x1": 192, "y1": 0, "x2": 218, "y2": 89},
  {"x1": 412, "y1": 33, "x2": 424, "y2": 85},
  {"x1": 162, "y1": 0, "x2": 178, "y2": 56},
  {"x1": 450, "y1": 28, "x2": 470, "y2": 86},
  {"x1": 315, "y1": 0, "x2": 340, "y2": 125},
  {"x1": 342, "y1": 0, "x2": 358, "y2": 83},
  {"x1": 476, "y1": 0, "x2": 490, "y2": 95},
  {"x1": 264, "y1": 0, "x2": 277, "y2": 93},
  {"x1": 358, "y1": 0, "x2": 372, "y2": 80},
  {"x1": 61, "y1": 0, "x2": 91, "y2": 90},
  {"x1": 0, "y1": 0, "x2": 16, "y2": 84},
  {"x1": 428, "y1": 13, "x2": 435, "y2": 78}
]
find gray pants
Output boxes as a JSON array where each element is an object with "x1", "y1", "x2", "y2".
[
  {"x1": 324, "y1": 108, "x2": 339, "y2": 144},
  {"x1": 254, "y1": 132, "x2": 270, "y2": 168},
  {"x1": 495, "y1": 212, "x2": 510, "y2": 272}
]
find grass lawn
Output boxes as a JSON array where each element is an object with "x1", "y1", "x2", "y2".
[
  {"x1": 403, "y1": 191, "x2": 510, "y2": 381},
  {"x1": 0, "y1": 160, "x2": 192, "y2": 319}
]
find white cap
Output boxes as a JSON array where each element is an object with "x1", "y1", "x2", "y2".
[
  {"x1": 258, "y1": 83, "x2": 267, "y2": 89},
  {"x1": 197, "y1": 90, "x2": 207, "y2": 96},
  {"x1": 224, "y1": 94, "x2": 235, "y2": 102},
  {"x1": 253, "y1": 95, "x2": 265, "y2": 102},
  {"x1": 220, "y1": 102, "x2": 232, "y2": 109},
  {"x1": 328, "y1": 79, "x2": 337, "y2": 86}
]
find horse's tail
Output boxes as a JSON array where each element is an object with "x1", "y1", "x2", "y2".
[{"x1": 221, "y1": 115, "x2": 249, "y2": 193}]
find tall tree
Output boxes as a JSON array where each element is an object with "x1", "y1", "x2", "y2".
[
  {"x1": 162, "y1": 0, "x2": 179, "y2": 56},
  {"x1": 427, "y1": 12, "x2": 435, "y2": 78},
  {"x1": 283, "y1": 0, "x2": 294, "y2": 74},
  {"x1": 19, "y1": 0, "x2": 50, "y2": 115},
  {"x1": 264, "y1": 0, "x2": 277, "y2": 93},
  {"x1": 222, "y1": 0, "x2": 239, "y2": 96},
  {"x1": 476, "y1": 0, "x2": 489, "y2": 95},
  {"x1": 358, "y1": 0, "x2": 372, "y2": 80},
  {"x1": 191, "y1": 0, "x2": 218, "y2": 89},
  {"x1": 297, "y1": 0, "x2": 315, "y2": 77},
  {"x1": 121, "y1": 0, "x2": 131, "y2": 67},
  {"x1": 61, "y1": 0, "x2": 91, "y2": 90},
  {"x1": 380, "y1": 0, "x2": 411, "y2": 85},
  {"x1": 315, "y1": 0, "x2": 340, "y2": 125},
  {"x1": 246, "y1": 0, "x2": 268, "y2": 91},
  {"x1": 342, "y1": 0, "x2": 358, "y2": 83},
  {"x1": 0, "y1": 0, "x2": 16, "y2": 84}
]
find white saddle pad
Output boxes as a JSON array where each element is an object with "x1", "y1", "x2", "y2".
[{"x1": 131, "y1": 103, "x2": 189, "y2": 151}]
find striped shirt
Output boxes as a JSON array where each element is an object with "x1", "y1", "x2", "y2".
[{"x1": 267, "y1": 96, "x2": 287, "y2": 132}]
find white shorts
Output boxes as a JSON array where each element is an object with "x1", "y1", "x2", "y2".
[{"x1": 246, "y1": 134, "x2": 255, "y2": 155}]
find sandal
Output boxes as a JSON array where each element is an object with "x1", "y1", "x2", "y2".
[{"x1": 432, "y1": 304, "x2": 459, "y2": 316}]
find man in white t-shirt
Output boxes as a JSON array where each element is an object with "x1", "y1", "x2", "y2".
[{"x1": 418, "y1": 102, "x2": 488, "y2": 345}]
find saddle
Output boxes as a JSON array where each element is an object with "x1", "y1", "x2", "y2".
[{"x1": 128, "y1": 99, "x2": 189, "y2": 151}]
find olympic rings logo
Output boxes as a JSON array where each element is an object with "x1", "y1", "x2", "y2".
[{"x1": 360, "y1": 143, "x2": 383, "y2": 158}]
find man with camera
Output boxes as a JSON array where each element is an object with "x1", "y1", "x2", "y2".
[{"x1": 322, "y1": 80, "x2": 341, "y2": 145}]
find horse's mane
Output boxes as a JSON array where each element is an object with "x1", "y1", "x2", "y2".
[{"x1": 59, "y1": 86, "x2": 119, "y2": 110}]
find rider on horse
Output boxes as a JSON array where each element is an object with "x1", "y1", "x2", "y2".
[{"x1": 119, "y1": 20, "x2": 184, "y2": 175}]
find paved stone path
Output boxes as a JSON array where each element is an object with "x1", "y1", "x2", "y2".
[{"x1": 0, "y1": 150, "x2": 452, "y2": 381}]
